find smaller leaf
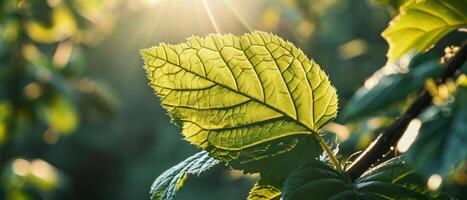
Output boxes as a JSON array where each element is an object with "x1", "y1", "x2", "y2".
[
  {"x1": 282, "y1": 159, "x2": 352, "y2": 200},
  {"x1": 211, "y1": 134, "x2": 321, "y2": 177},
  {"x1": 213, "y1": 134, "x2": 322, "y2": 199},
  {"x1": 247, "y1": 177, "x2": 282, "y2": 200},
  {"x1": 282, "y1": 157, "x2": 449, "y2": 200},
  {"x1": 150, "y1": 151, "x2": 220, "y2": 200},
  {"x1": 382, "y1": 0, "x2": 467, "y2": 61}
]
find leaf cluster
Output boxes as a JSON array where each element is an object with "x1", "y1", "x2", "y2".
[{"x1": 143, "y1": 0, "x2": 467, "y2": 199}]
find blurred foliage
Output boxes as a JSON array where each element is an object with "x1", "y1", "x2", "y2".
[
  {"x1": 0, "y1": 0, "x2": 465, "y2": 199},
  {"x1": 408, "y1": 84, "x2": 467, "y2": 178},
  {"x1": 341, "y1": 54, "x2": 442, "y2": 122},
  {"x1": 1, "y1": 158, "x2": 69, "y2": 199},
  {"x1": 339, "y1": 24, "x2": 466, "y2": 200},
  {"x1": 0, "y1": 0, "x2": 122, "y2": 198},
  {"x1": 371, "y1": 0, "x2": 411, "y2": 12}
]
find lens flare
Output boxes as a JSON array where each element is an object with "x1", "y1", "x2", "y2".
[{"x1": 427, "y1": 174, "x2": 442, "y2": 190}]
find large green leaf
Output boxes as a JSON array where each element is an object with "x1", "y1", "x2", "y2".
[
  {"x1": 141, "y1": 31, "x2": 337, "y2": 157},
  {"x1": 407, "y1": 86, "x2": 467, "y2": 177},
  {"x1": 282, "y1": 157, "x2": 448, "y2": 200},
  {"x1": 382, "y1": 0, "x2": 467, "y2": 62},
  {"x1": 149, "y1": 151, "x2": 220, "y2": 200},
  {"x1": 342, "y1": 59, "x2": 441, "y2": 122}
]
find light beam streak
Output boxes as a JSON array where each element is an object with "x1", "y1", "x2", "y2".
[
  {"x1": 202, "y1": 0, "x2": 222, "y2": 34},
  {"x1": 222, "y1": 0, "x2": 253, "y2": 31}
]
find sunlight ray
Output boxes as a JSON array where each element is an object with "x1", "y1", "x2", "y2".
[
  {"x1": 202, "y1": 0, "x2": 222, "y2": 34},
  {"x1": 221, "y1": 0, "x2": 253, "y2": 32},
  {"x1": 138, "y1": 0, "x2": 170, "y2": 45}
]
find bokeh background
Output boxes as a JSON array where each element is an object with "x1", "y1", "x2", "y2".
[{"x1": 1, "y1": 0, "x2": 463, "y2": 199}]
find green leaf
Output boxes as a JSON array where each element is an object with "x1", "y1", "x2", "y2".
[
  {"x1": 247, "y1": 177, "x2": 282, "y2": 200},
  {"x1": 216, "y1": 134, "x2": 322, "y2": 199},
  {"x1": 213, "y1": 134, "x2": 321, "y2": 175},
  {"x1": 382, "y1": 0, "x2": 467, "y2": 62},
  {"x1": 342, "y1": 59, "x2": 441, "y2": 122},
  {"x1": 282, "y1": 157, "x2": 448, "y2": 200},
  {"x1": 149, "y1": 151, "x2": 220, "y2": 200},
  {"x1": 282, "y1": 159, "x2": 352, "y2": 200},
  {"x1": 248, "y1": 184, "x2": 280, "y2": 200},
  {"x1": 141, "y1": 31, "x2": 337, "y2": 158},
  {"x1": 407, "y1": 86, "x2": 467, "y2": 177}
]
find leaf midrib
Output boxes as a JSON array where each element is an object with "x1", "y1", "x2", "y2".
[{"x1": 145, "y1": 51, "x2": 317, "y2": 134}]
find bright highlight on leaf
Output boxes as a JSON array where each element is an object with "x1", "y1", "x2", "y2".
[
  {"x1": 141, "y1": 31, "x2": 338, "y2": 153},
  {"x1": 248, "y1": 183, "x2": 281, "y2": 200},
  {"x1": 382, "y1": 0, "x2": 467, "y2": 62}
]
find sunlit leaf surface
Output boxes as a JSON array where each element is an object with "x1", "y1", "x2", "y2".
[
  {"x1": 247, "y1": 178, "x2": 281, "y2": 200},
  {"x1": 382, "y1": 0, "x2": 467, "y2": 62},
  {"x1": 141, "y1": 31, "x2": 338, "y2": 152}
]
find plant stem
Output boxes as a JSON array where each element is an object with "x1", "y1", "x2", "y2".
[
  {"x1": 313, "y1": 133, "x2": 342, "y2": 172},
  {"x1": 346, "y1": 41, "x2": 467, "y2": 181}
]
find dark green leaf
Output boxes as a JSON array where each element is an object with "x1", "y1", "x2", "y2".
[
  {"x1": 342, "y1": 60, "x2": 441, "y2": 122},
  {"x1": 282, "y1": 159, "x2": 351, "y2": 200},
  {"x1": 150, "y1": 151, "x2": 220, "y2": 200},
  {"x1": 282, "y1": 157, "x2": 449, "y2": 200},
  {"x1": 213, "y1": 134, "x2": 322, "y2": 199}
]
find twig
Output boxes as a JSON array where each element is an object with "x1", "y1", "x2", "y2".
[{"x1": 346, "y1": 41, "x2": 467, "y2": 181}]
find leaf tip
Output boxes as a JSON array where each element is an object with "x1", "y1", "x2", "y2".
[{"x1": 139, "y1": 48, "x2": 152, "y2": 60}]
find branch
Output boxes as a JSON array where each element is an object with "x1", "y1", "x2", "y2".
[{"x1": 346, "y1": 41, "x2": 467, "y2": 181}]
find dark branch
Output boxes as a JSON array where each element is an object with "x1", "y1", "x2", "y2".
[{"x1": 346, "y1": 41, "x2": 467, "y2": 181}]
